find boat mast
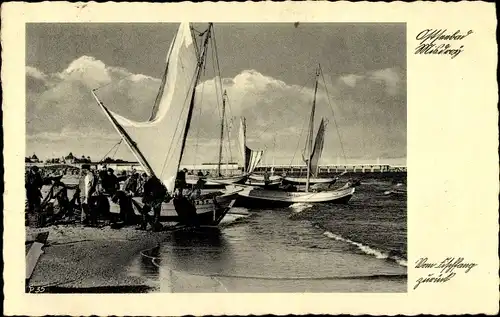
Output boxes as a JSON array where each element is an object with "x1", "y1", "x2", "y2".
[
  {"x1": 306, "y1": 66, "x2": 320, "y2": 192},
  {"x1": 217, "y1": 90, "x2": 227, "y2": 176},
  {"x1": 178, "y1": 23, "x2": 213, "y2": 173},
  {"x1": 271, "y1": 134, "x2": 276, "y2": 175}
]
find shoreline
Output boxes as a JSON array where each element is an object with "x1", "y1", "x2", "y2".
[{"x1": 26, "y1": 225, "x2": 168, "y2": 293}]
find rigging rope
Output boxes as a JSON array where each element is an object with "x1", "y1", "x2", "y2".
[
  {"x1": 289, "y1": 113, "x2": 309, "y2": 168},
  {"x1": 209, "y1": 29, "x2": 235, "y2": 168},
  {"x1": 318, "y1": 64, "x2": 348, "y2": 164},
  {"x1": 194, "y1": 64, "x2": 207, "y2": 167},
  {"x1": 159, "y1": 23, "x2": 213, "y2": 177},
  {"x1": 98, "y1": 140, "x2": 123, "y2": 163}
]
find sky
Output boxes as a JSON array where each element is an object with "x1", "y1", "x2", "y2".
[{"x1": 26, "y1": 23, "x2": 406, "y2": 165}]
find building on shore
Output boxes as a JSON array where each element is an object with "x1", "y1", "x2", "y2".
[{"x1": 25, "y1": 153, "x2": 40, "y2": 163}]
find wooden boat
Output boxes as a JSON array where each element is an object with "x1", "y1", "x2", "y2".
[
  {"x1": 281, "y1": 68, "x2": 345, "y2": 185},
  {"x1": 186, "y1": 116, "x2": 263, "y2": 189},
  {"x1": 92, "y1": 22, "x2": 238, "y2": 226},
  {"x1": 244, "y1": 178, "x2": 282, "y2": 189},
  {"x1": 232, "y1": 66, "x2": 355, "y2": 207},
  {"x1": 186, "y1": 174, "x2": 247, "y2": 189},
  {"x1": 249, "y1": 174, "x2": 282, "y2": 182},
  {"x1": 129, "y1": 190, "x2": 239, "y2": 224},
  {"x1": 282, "y1": 176, "x2": 336, "y2": 185}
]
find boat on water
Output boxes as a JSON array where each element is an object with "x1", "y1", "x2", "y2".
[
  {"x1": 245, "y1": 178, "x2": 282, "y2": 189},
  {"x1": 248, "y1": 174, "x2": 282, "y2": 182},
  {"x1": 187, "y1": 116, "x2": 264, "y2": 189},
  {"x1": 92, "y1": 22, "x2": 240, "y2": 227},
  {"x1": 229, "y1": 184, "x2": 355, "y2": 208},
  {"x1": 282, "y1": 176, "x2": 337, "y2": 185},
  {"x1": 247, "y1": 131, "x2": 284, "y2": 186},
  {"x1": 231, "y1": 66, "x2": 355, "y2": 207},
  {"x1": 281, "y1": 72, "x2": 343, "y2": 186},
  {"x1": 186, "y1": 173, "x2": 247, "y2": 189}
]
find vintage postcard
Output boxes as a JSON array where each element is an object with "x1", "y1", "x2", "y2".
[{"x1": 2, "y1": 1, "x2": 498, "y2": 316}]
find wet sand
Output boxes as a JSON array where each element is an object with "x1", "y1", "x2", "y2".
[
  {"x1": 26, "y1": 225, "x2": 168, "y2": 293},
  {"x1": 26, "y1": 213, "x2": 248, "y2": 293}
]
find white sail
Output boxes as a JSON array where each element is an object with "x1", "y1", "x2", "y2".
[
  {"x1": 239, "y1": 117, "x2": 264, "y2": 174},
  {"x1": 102, "y1": 23, "x2": 199, "y2": 193},
  {"x1": 310, "y1": 118, "x2": 326, "y2": 177}
]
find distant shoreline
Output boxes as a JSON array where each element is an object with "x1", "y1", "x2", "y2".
[{"x1": 25, "y1": 162, "x2": 407, "y2": 174}]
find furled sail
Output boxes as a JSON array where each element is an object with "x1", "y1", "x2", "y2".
[
  {"x1": 239, "y1": 117, "x2": 264, "y2": 174},
  {"x1": 309, "y1": 118, "x2": 326, "y2": 177},
  {"x1": 97, "y1": 23, "x2": 200, "y2": 193},
  {"x1": 302, "y1": 69, "x2": 319, "y2": 165}
]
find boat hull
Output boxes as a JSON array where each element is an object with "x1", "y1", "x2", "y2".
[
  {"x1": 249, "y1": 174, "x2": 282, "y2": 182},
  {"x1": 230, "y1": 185, "x2": 355, "y2": 208},
  {"x1": 113, "y1": 190, "x2": 239, "y2": 226},
  {"x1": 186, "y1": 174, "x2": 248, "y2": 189},
  {"x1": 283, "y1": 177, "x2": 337, "y2": 185},
  {"x1": 244, "y1": 179, "x2": 282, "y2": 189}
]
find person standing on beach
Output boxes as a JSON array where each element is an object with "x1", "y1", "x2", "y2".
[
  {"x1": 263, "y1": 169, "x2": 270, "y2": 187},
  {"x1": 103, "y1": 168, "x2": 119, "y2": 196},
  {"x1": 136, "y1": 173, "x2": 148, "y2": 196},
  {"x1": 139, "y1": 175, "x2": 166, "y2": 231},
  {"x1": 25, "y1": 166, "x2": 44, "y2": 213},
  {"x1": 45, "y1": 177, "x2": 70, "y2": 221},
  {"x1": 175, "y1": 168, "x2": 188, "y2": 197},
  {"x1": 78, "y1": 165, "x2": 96, "y2": 226},
  {"x1": 118, "y1": 173, "x2": 139, "y2": 224},
  {"x1": 92, "y1": 170, "x2": 110, "y2": 226}
]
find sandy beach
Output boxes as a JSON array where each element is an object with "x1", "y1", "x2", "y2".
[{"x1": 26, "y1": 225, "x2": 169, "y2": 293}]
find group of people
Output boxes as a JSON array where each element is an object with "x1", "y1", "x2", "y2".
[
  {"x1": 78, "y1": 165, "x2": 170, "y2": 230},
  {"x1": 25, "y1": 164, "x2": 171, "y2": 231},
  {"x1": 25, "y1": 162, "x2": 217, "y2": 231}
]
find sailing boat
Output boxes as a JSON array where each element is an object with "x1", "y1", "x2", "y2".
[
  {"x1": 229, "y1": 66, "x2": 354, "y2": 208},
  {"x1": 237, "y1": 117, "x2": 281, "y2": 188},
  {"x1": 92, "y1": 22, "x2": 240, "y2": 226},
  {"x1": 248, "y1": 132, "x2": 283, "y2": 186},
  {"x1": 283, "y1": 70, "x2": 338, "y2": 186}
]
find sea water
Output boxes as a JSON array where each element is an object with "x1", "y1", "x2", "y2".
[{"x1": 129, "y1": 173, "x2": 407, "y2": 292}]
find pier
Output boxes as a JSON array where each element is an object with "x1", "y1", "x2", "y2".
[{"x1": 26, "y1": 162, "x2": 407, "y2": 174}]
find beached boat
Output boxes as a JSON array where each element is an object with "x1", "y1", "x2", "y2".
[
  {"x1": 92, "y1": 22, "x2": 239, "y2": 226},
  {"x1": 231, "y1": 66, "x2": 355, "y2": 207}
]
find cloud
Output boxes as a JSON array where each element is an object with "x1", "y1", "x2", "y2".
[
  {"x1": 368, "y1": 68, "x2": 402, "y2": 96},
  {"x1": 338, "y1": 67, "x2": 403, "y2": 96},
  {"x1": 26, "y1": 66, "x2": 47, "y2": 81},
  {"x1": 339, "y1": 74, "x2": 365, "y2": 88},
  {"x1": 26, "y1": 56, "x2": 406, "y2": 163}
]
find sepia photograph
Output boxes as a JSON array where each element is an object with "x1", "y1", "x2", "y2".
[{"x1": 25, "y1": 22, "x2": 407, "y2": 293}]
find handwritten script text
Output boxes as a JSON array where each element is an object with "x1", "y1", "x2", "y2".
[
  {"x1": 413, "y1": 257, "x2": 477, "y2": 290},
  {"x1": 415, "y1": 29, "x2": 473, "y2": 59}
]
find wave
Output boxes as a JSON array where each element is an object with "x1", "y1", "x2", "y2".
[
  {"x1": 322, "y1": 231, "x2": 407, "y2": 267},
  {"x1": 289, "y1": 203, "x2": 314, "y2": 214}
]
